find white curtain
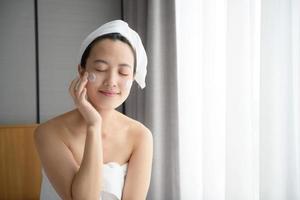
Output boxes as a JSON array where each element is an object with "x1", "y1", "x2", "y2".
[{"x1": 176, "y1": 0, "x2": 300, "y2": 199}]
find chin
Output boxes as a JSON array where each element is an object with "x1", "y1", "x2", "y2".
[
  {"x1": 87, "y1": 92, "x2": 128, "y2": 110},
  {"x1": 91, "y1": 99, "x2": 125, "y2": 111}
]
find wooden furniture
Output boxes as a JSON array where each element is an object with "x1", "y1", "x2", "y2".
[{"x1": 0, "y1": 124, "x2": 41, "y2": 200}]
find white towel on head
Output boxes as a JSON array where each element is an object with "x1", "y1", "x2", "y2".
[{"x1": 78, "y1": 20, "x2": 148, "y2": 89}]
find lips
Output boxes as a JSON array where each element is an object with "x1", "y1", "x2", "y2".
[{"x1": 99, "y1": 90, "x2": 120, "y2": 97}]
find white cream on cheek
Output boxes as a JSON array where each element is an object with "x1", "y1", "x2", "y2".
[{"x1": 87, "y1": 72, "x2": 97, "y2": 82}]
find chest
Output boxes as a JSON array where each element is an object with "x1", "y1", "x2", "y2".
[{"x1": 66, "y1": 129, "x2": 133, "y2": 166}]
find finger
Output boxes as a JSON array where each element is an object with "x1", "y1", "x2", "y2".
[
  {"x1": 69, "y1": 77, "x2": 78, "y2": 92},
  {"x1": 69, "y1": 77, "x2": 79, "y2": 98},
  {"x1": 77, "y1": 72, "x2": 88, "y2": 94},
  {"x1": 70, "y1": 77, "x2": 82, "y2": 105},
  {"x1": 74, "y1": 81, "x2": 84, "y2": 100},
  {"x1": 75, "y1": 78, "x2": 81, "y2": 91},
  {"x1": 69, "y1": 78, "x2": 77, "y2": 97},
  {"x1": 79, "y1": 88, "x2": 87, "y2": 102}
]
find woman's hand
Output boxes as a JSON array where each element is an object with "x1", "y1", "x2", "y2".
[{"x1": 69, "y1": 71, "x2": 102, "y2": 127}]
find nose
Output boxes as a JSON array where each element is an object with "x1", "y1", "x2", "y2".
[{"x1": 103, "y1": 71, "x2": 117, "y2": 87}]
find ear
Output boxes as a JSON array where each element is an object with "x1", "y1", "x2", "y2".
[{"x1": 77, "y1": 64, "x2": 85, "y2": 77}]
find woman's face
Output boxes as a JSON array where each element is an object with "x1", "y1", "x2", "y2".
[{"x1": 81, "y1": 38, "x2": 135, "y2": 110}]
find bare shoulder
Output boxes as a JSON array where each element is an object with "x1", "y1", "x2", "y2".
[
  {"x1": 34, "y1": 111, "x2": 71, "y2": 145},
  {"x1": 120, "y1": 113, "x2": 153, "y2": 149},
  {"x1": 34, "y1": 119, "x2": 58, "y2": 142},
  {"x1": 33, "y1": 110, "x2": 80, "y2": 199},
  {"x1": 132, "y1": 122, "x2": 153, "y2": 150}
]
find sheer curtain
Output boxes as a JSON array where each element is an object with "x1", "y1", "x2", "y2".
[{"x1": 176, "y1": 0, "x2": 300, "y2": 199}]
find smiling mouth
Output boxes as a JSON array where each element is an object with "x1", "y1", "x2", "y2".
[{"x1": 99, "y1": 91, "x2": 120, "y2": 97}]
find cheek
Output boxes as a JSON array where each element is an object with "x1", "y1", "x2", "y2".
[
  {"x1": 87, "y1": 72, "x2": 105, "y2": 85},
  {"x1": 120, "y1": 79, "x2": 133, "y2": 90},
  {"x1": 86, "y1": 72, "x2": 101, "y2": 93},
  {"x1": 87, "y1": 72, "x2": 133, "y2": 91},
  {"x1": 87, "y1": 72, "x2": 96, "y2": 82}
]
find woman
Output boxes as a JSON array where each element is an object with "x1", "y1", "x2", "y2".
[{"x1": 34, "y1": 20, "x2": 153, "y2": 200}]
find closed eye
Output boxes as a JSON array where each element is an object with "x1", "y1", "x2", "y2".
[
  {"x1": 96, "y1": 69, "x2": 106, "y2": 72},
  {"x1": 119, "y1": 72, "x2": 129, "y2": 76},
  {"x1": 119, "y1": 69, "x2": 131, "y2": 76}
]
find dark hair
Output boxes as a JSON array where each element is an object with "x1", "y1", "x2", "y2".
[{"x1": 80, "y1": 33, "x2": 137, "y2": 74}]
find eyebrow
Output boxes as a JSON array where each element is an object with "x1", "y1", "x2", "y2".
[{"x1": 94, "y1": 59, "x2": 132, "y2": 68}]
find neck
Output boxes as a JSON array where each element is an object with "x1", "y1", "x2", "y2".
[
  {"x1": 98, "y1": 108, "x2": 116, "y2": 127},
  {"x1": 73, "y1": 108, "x2": 118, "y2": 133}
]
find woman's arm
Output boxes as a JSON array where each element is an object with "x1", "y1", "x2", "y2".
[
  {"x1": 71, "y1": 124, "x2": 103, "y2": 199},
  {"x1": 35, "y1": 72, "x2": 104, "y2": 200},
  {"x1": 121, "y1": 127, "x2": 153, "y2": 200},
  {"x1": 35, "y1": 124, "x2": 103, "y2": 200},
  {"x1": 70, "y1": 72, "x2": 104, "y2": 199}
]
